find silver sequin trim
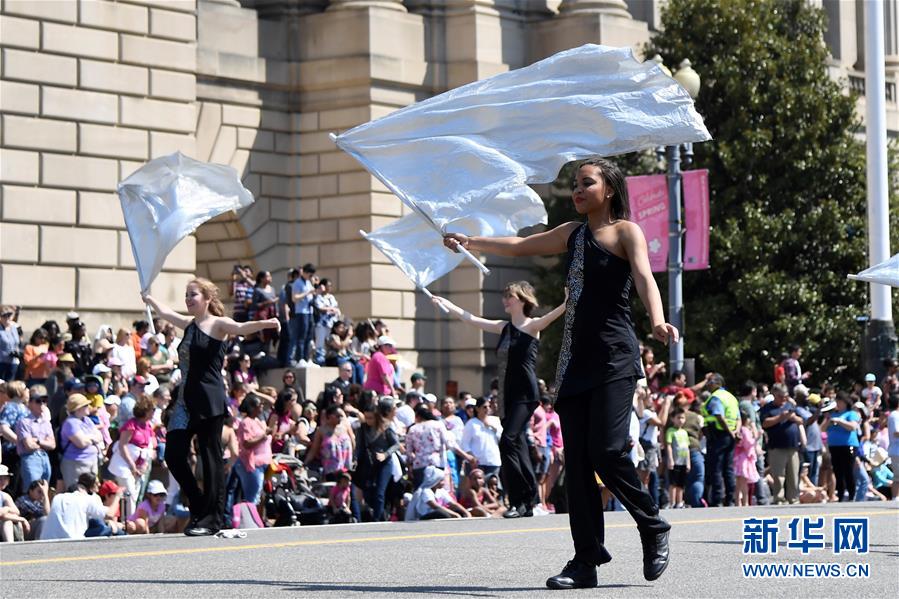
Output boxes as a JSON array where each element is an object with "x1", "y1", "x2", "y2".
[
  {"x1": 177, "y1": 323, "x2": 194, "y2": 381},
  {"x1": 169, "y1": 323, "x2": 194, "y2": 431},
  {"x1": 554, "y1": 224, "x2": 585, "y2": 389}
]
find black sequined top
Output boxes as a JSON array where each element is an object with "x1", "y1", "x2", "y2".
[{"x1": 555, "y1": 223, "x2": 644, "y2": 399}]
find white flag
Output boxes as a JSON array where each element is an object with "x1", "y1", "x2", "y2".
[
  {"x1": 333, "y1": 44, "x2": 711, "y2": 286},
  {"x1": 117, "y1": 152, "x2": 254, "y2": 291},
  {"x1": 849, "y1": 253, "x2": 899, "y2": 288}
]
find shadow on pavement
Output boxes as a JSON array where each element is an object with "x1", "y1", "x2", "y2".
[{"x1": 30, "y1": 579, "x2": 651, "y2": 596}]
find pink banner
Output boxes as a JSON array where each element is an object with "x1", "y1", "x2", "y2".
[
  {"x1": 683, "y1": 169, "x2": 710, "y2": 270},
  {"x1": 626, "y1": 174, "x2": 669, "y2": 273}
]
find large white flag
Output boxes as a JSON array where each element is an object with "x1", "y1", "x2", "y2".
[
  {"x1": 117, "y1": 152, "x2": 254, "y2": 292},
  {"x1": 333, "y1": 44, "x2": 711, "y2": 287},
  {"x1": 849, "y1": 253, "x2": 899, "y2": 288}
]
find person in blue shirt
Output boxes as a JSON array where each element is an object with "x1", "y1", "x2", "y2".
[
  {"x1": 821, "y1": 392, "x2": 860, "y2": 502},
  {"x1": 759, "y1": 384, "x2": 803, "y2": 504},
  {"x1": 289, "y1": 264, "x2": 317, "y2": 367}
]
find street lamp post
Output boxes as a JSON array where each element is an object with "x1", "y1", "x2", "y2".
[
  {"x1": 666, "y1": 142, "x2": 685, "y2": 373},
  {"x1": 656, "y1": 58, "x2": 701, "y2": 374}
]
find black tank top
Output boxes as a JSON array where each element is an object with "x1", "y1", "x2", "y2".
[
  {"x1": 555, "y1": 223, "x2": 644, "y2": 399},
  {"x1": 495, "y1": 322, "x2": 540, "y2": 418},
  {"x1": 178, "y1": 322, "x2": 228, "y2": 419}
]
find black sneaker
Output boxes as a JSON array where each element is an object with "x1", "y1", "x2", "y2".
[
  {"x1": 546, "y1": 558, "x2": 598, "y2": 590},
  {"x1": 184, "y1": 525, "x2": 216, "y2": 537},
  {"x1": 641, "y1": 529, "x2": 670, "y2": 581},
  {"x1": 519, "y1": 504, "x2": 534, "y2": 517}
]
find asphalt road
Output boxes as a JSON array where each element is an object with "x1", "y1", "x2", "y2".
[{"x1": 1, "y1": 502, "x2": 897, "y2": 598}]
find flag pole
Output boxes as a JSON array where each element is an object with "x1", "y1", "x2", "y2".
[
  {"x1": 140, "y1": 283, "x2": 157, "y2": 335},
  {"x1": 146, "y1": 304, "x2": 156, "y2": 335},
  {"x1": 416, "y1": 286, "x2": 449, "y2": 313}
]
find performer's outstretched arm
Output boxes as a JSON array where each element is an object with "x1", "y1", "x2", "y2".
[
  {"x1": 213, "y1": 317, "x2": 281, "y2": 338},
  {"x1": 524, "y1": 289, "x2": 569, "y2": 334},
  {"x1": 141, "y1": 293, "x2": 192, "y2": 330},
  {"x1": 443, "y1": 222, "x2": 580, "y2": 258},
  {"x1": 431, "y1": 295, "x2": 505, "y2": 335}
]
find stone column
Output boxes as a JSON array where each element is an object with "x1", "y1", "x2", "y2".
[
  {"x1": 327, "y1": 0, "x2": 407, "y2": 12},
  {"x1": 243, "y1": 0, "x2": 329, "y2": 17},
  {"x1": 557, "y1": 0, "x2": 631, "y2": 17},
  {"x1": 533, "y1": 0, "x2": 647, "y2": 61}
]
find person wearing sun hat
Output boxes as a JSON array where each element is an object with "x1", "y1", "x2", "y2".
[
  {"x1": 821, "y1": 392, "x2": 861, "y2": 502},
  {"x1": 59, "y1": 393, "x2": 103, "y2": 488},
  {"x1": 126, "y1": 479, "x2": 169, "y2": 534},
  {"x1": 82, "y1": 375, "x2": 106, "y2": 411},
  {"x1": 861, "y1": 373, "x2": 883, "y2": 410},
  {"x1": 795, "y1": 386, "x2": 823, "y2": 486},
  {"x1": 405, "y1": 465, "x2": 464, "y2": 521}
]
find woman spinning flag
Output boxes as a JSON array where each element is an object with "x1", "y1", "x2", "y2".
[
  {"x1": 431, "y1": 283, "x2": 565, "y2": 519},
  {"x1": 445, "y1": 158, "x2": 678, "y2": 590}
]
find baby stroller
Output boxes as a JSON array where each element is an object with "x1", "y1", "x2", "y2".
[{"x1": 263, "y1": 455, "x2": 327, "y2": 527}]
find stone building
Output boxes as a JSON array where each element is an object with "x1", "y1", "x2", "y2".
[{"x1": 0, "y1": 0, "x2": 896, "y2": 394}]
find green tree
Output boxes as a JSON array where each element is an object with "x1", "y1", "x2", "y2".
[{"x1": 535, "y1": 0, "x2": 899, "y2": 387}]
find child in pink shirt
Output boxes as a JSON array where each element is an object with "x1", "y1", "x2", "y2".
[{"x1": 329, "y1": 472, "x2": 354, "y2": 523}]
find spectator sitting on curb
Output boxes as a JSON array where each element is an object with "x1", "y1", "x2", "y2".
[
  {"x1": 328, "y1": 472, "x2": 355, "y2": 524},
  {"x1": 15, "y1": 479, "x2": 50, "y2": 540},
  {"x1": 405, "y1": 466, "x2": 467, "y2": 521},
  {"x1": 40, "y1": 473, "x2": 124, "y2": 540},
  {"x1": 87, "y1": 480, "x2": 127, "y2": 538},
  {"x1": 126, "y1": 479, "x2": 169, "y2": 534},
  {"x1": 0, "y1": 464, "x2": 30, "y2": 541},
  {"x1": 458, "y1": 468, "x2": 505, "y2": 517}
]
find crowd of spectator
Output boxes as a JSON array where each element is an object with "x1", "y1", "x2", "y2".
[
  {"x1": 1, "y1": 274, "x2": 898, "y2": 541},
  {"x1": 634, "y1": 345, "x2": 899, "y2": 513}
]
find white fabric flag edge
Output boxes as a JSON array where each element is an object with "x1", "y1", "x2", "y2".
[
  {"x1": 848, "y1": 252, "x2": 899, "y2": 288},
  {"x1": 332, "y1": 44, "x2": 711, "y2": 194}
]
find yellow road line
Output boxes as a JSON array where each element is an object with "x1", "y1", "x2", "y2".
[{"x1": 2, "y1": 509, "x2": 894, "y2": 567}]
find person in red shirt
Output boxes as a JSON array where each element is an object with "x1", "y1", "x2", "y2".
[{"x1": 773, "y1": 352, "x2": 788, "y2": 385}]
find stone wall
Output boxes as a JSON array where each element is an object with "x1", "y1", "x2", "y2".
[{"x1": 1, "y1": 0, "x2": 198, "y2": 335}]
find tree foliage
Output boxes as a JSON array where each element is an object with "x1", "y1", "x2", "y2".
[{"x1": 534, "y1": 0, "x2": 899, "y2": 387}]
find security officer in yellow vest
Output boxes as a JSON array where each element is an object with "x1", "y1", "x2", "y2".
[{"x1": 700, "y1": 374, "x2": 740, "y2": 507}]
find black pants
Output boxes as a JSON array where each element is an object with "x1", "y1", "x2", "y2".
[
  {"x1": 830, "y1": 445, "x2": 855, "y2": 502},
  {"x1": 166, "y1": 414, "x2": 226, "y2": 529},
  {"x1": 500, "y1": 401, "x2": 539, "y2": 509},
  {"x1": 557, "y1": 378, "x2": 669, "y2": 566}
]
